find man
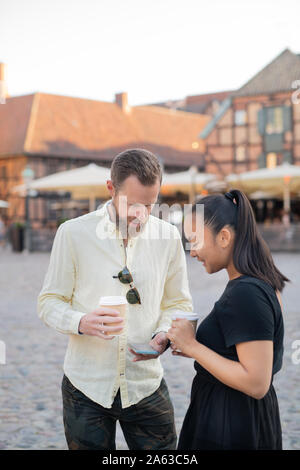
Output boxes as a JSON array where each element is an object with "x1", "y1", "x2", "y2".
[{"x1": 37, "y1": 148, "x2": 193, "y2": 450}]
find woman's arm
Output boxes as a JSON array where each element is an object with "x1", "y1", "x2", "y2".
[
  {"x1": 185, "y1": 337, "x2": 273, "y2": 399},
  {"x1": 167, "y1": 319, "x2": 273, "y2": 400}
]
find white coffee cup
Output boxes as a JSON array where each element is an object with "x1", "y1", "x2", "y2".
[
  {"x1": 98, "y1": 295, "x2": 127, "y2": 336},
  {"x1": 170, "y1": 311, "x2": 200, "y2": 352},
  {"x1": 171, "y1": 311, "x2": 200, "y2": 328}
]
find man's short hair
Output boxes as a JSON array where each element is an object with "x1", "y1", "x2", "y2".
[{"x1": 111, "y1": 148, "x2": 162, "y2": 191}]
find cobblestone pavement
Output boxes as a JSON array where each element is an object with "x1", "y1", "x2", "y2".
[{"x1": 0, "y1": 245, "x2": 299, "y2": 450}]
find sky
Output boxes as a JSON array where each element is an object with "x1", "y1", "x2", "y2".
[{"x1": 1, "y1": 0, "x2": 300, "y2": 105}]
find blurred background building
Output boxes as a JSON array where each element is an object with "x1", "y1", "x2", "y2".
[{"x1": 1, "y1": 48, "x2": 300, "y2": 251}]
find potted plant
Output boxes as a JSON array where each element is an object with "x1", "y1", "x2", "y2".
[
  {"x1": 56, "y1": 217, "x2": 69, "y2": 228},
  {"x1": 10, "y1": 221, "x2": 25, "y2": 252}
]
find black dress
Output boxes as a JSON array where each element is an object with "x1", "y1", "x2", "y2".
[{"x1": 177, "y1": 274, "x2": 284, "y2": 450}]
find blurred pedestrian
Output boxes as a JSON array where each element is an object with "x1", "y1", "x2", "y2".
[{"x1": 0, "y1": 215, "x2": 7, "y2": 249}]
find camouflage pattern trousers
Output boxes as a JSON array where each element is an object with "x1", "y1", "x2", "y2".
[{"x1": 61, "y1": 374, "x2": 177, "y2": 450}]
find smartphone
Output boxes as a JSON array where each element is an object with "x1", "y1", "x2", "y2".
[{"x1": 129, "y1": 342, "x2": 159, "y2": 355}]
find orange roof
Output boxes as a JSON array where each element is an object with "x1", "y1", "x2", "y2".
[
  {"x1": 0, "y1": 92, "x2": 209, "y2": 167},
  {"x1": 148, "y1": 90, "x2": 233, "y2": 114},
  {"x1": 0, "y1": 94, "x2": 34, "y2": 155},
  {"x1": 131, "y1": 105, "x2": 209, "y2": 153}
]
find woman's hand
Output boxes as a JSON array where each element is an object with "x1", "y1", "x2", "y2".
[
  {"x1": 166, "y1": 319, "x2": 197, "y2": 357},
  {"x1": 170, "y1": 342, "x2": 192, "y2": 358}
]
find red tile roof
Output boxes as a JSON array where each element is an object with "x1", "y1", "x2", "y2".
[
  {"x1": 0, "y1": 92, "x2": 209, "y2": 168},
  {"x1": 185, "y1": 90, "x2": 233, "y2": 105},
  {"x1": 0, "y1": 94, "x2": 34, "y2": 155},
  {"x1": 146, "y1": 90, "x2": 233, "y2": 114}
]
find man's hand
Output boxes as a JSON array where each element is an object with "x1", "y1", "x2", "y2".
[
  {"x1": 129, "y1": 332, "x2": 169, "y2": 362},
  {"x1": 78, "y1": 307, "x2": 125, "y2": 339}
]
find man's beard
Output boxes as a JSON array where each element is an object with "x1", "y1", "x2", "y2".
[
  {"x1": 118, "y1": 216, "x2": 145, "y2": 238},
  {"x1": 108, "y1": 201, "x2": 147, "y2": 238}
]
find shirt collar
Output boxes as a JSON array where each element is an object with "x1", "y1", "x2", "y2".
[{"x1": 95, "y1": 199, "x2": 118, "y2": 237}]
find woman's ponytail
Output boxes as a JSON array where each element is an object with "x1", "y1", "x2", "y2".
[{"x1": 228, "y1": 189, "x2": 290, "y2": 292}]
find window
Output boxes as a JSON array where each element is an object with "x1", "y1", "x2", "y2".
[
  {"x1": 234, "y1": 110, "x2": 246, "y2": 126},
  {"x1": 264, "y1": 133, "x2": 283, "y2": 152},
  {"x1": 266, "y1": 152, "x2": 277, "y2": 169},
  {"x1": 235, "y1": 145, "x2": 246, "y2": 162},
  {"x1": 266, "y1": 107, "x2": 283, "y2": 134},
  {"x1": 258, "y1": 106, "x2": 291, "y2": 136}
]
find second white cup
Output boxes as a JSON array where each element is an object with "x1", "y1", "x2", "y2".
[{"x1": 170, "y1": 311, "x2": 200, "y2": 352}]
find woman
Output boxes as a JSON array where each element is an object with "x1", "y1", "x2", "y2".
[{"x1": 167, "y1": 189, "x2": 289, "y2": 450}]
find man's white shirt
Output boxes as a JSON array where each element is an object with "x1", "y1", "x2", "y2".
[{"x1": 37, "y1": 200, "x2": 193, "y2": 408}]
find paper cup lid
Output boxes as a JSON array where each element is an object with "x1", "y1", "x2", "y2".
[
  {"x1": 99, "y1": 295, "x2": 127, "y2": 305},
  {"x1": 171, "y1": 311, "x2": 200, "y2": 320}
]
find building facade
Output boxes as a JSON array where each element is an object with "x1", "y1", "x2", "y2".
[
  {"x1": 0, "y1": 80, "x2": 209, "y2": 249},
  {"x1": 200, "y1": 49, "x2": 300, "y2": 176}
]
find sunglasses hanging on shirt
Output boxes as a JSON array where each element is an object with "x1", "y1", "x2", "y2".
[{"x1": 113, "y1": 266, "x2": 141, "y2": 304}]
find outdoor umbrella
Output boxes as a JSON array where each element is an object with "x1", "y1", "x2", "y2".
[
  {"x1": 226, "y1": 163, "x2": 300, "y2": 213},
  {"x1": 248, "y1": 190, "x2": 281, "y2": 200},
  {"x1": 12, "y1": 163, "x2": 217, "y2": 212},
  {"x1": 160, "y1": 167, "x2": 216, "y2": 202},
  {"x1": 12, "y1": 163, "x2": 111, "y2": 211}
]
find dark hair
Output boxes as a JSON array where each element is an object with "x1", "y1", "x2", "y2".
[
  {"x1": 191, "y1": 189, "x2": 290, "y2": 292},
  {"x1": 111, "y1": 148, "x2": 162, "y2": 190}
]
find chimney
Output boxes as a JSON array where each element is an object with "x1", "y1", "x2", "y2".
[
  {"x1": 0, "y1": 63, "x2": 8, "y2": 103},
  {"x1": 115, "y1": 92, "x2": 130, "y2": 113}
]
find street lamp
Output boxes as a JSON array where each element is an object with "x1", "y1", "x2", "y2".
[{"x1": 21, "y1": 165, "x2": 35, "y2": 252}]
